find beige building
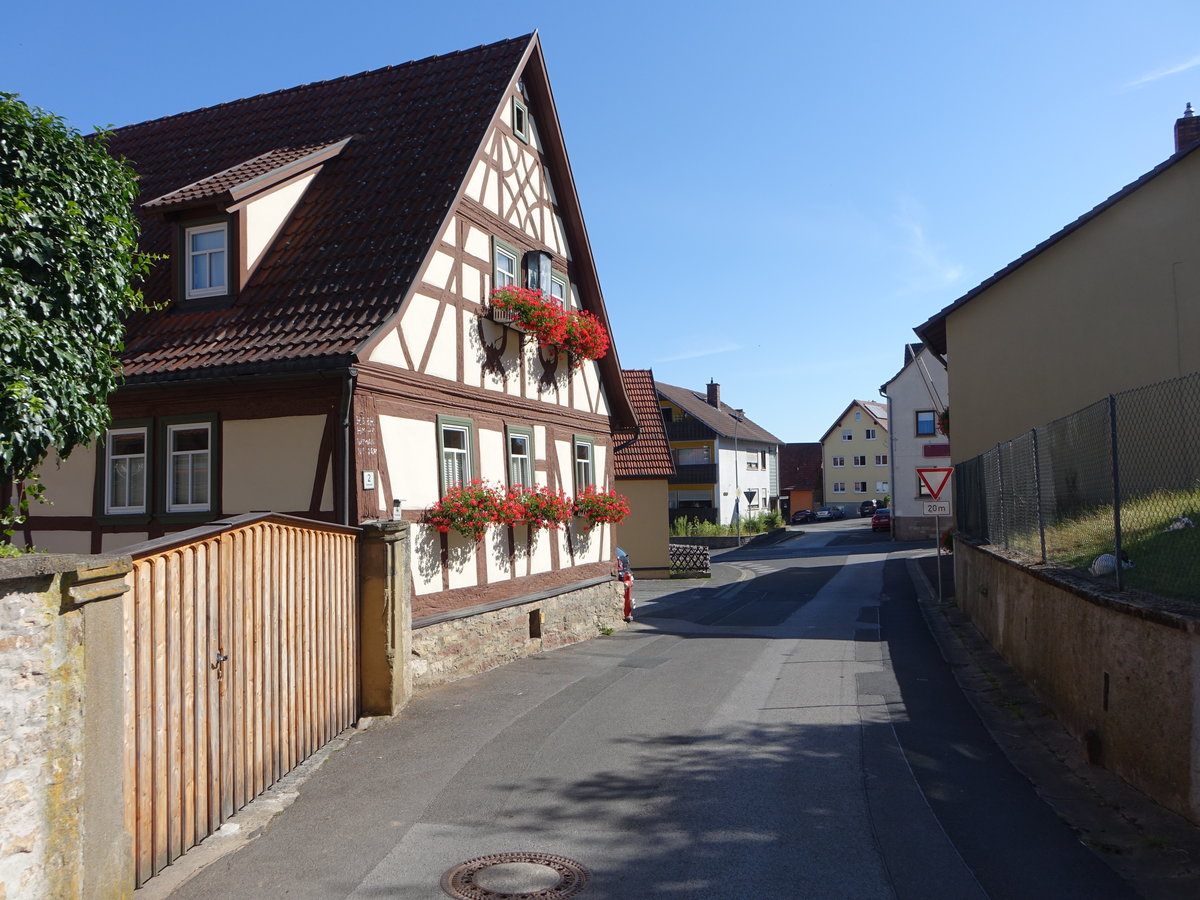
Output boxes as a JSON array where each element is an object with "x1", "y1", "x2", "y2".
[
  {"x1": 819, "y1": 400, "x2": 890, "y2": 514},
  {"x1": 614, "y1": 369, "x2": 675, "y2": 578},
  {"x1": 916, "y1": 108, "x2": 1200, "y2": 462}
]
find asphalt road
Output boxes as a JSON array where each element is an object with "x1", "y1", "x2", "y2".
[{"x1": 163, "y1": 519, "x2": 1138, "y2": 899}]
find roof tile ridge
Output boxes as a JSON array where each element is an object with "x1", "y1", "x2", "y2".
[{"x1": 107, "y1": 33, "x2": 535, "y2": 137}]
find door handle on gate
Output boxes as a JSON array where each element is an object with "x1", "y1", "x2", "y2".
[{"x1": 212, "y1": 652, "x2": 229, "y2": 678}]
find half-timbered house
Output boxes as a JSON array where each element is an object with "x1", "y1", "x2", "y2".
[{"x1": 23, "y1": 34, "x2": 637, "y2": 627}]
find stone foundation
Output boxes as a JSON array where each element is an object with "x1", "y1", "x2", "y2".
[{"x1": 411, "y1": 577, "x2": 626, "y2": 689}]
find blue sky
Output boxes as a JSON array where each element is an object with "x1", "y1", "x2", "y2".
[{"x1": 6, "y1": 1, "x2": 1200, "y2": 442}]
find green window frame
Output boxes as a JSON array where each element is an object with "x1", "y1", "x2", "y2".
[
  {"x1": 156, "y1": 413, "x2": 220, "y2": 520},
  {"x1": 493, "y1": 237, "x2": 519, "y2": 290},
  {"x1": 506, "y1": 426, "x2": 534, "y2": 489},
  {"x1": 96, "y1": 419, "x2": 154, "y2": 520},
  {"x1": 438, "y1": 415, "x2": 476, "y2": 494},
  {"x1": 573, "y1": 435, "x2": 595, "y2": 491},
  {"x1": 550, "y1": 270, "x2": 568, "y2": 307}
]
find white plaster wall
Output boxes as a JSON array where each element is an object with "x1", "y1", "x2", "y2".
[
  {"x1": 887, "y1": 350, "x2": 952, "y2": 521},
  {"x1": 465, "y1": 161, "x2": 487, "y2": 206},
  {"x1": 533, "y1": 427, "x2": 548, "y2": 486},
  {"x1": 462, "y1": 261, "x2": 485, "y2": 306},
  {"x1": 244, "y1": 173, "x2": 315, "y2": 270},
  {"x1": 425, "y1": 295, "x2": 458, "y2": 381},
  {"x1": 379, "y1": 416, "x2": 438, "y2": 509},
  {"x1": 464, "y1": 226, "x2": 490, "y2": 268},
  {"x1": 529, "y1": 528, "x2": 553, "y2": 574},
  {"x1": 222, "y1": 415, "x2": 325, "y2": 514},
  {"x1": 461, "y1": 309, "x2": 482, "y2": 390},
  {"x1": 370, "y1": 329, "x2": 407, "y2": 368},
  {"x1": 379, "y1": 292, "x2": 434, "y2": 367},
  {"x1": 485, "y1": 524, "x2": 509, "y2": 583},
  {"x1": 442, "y1": 215, "x2": 457, "y2": 246},
  {"x1": 410, "y1": 524, "x2": 443, "y2": 596},
  {"x1": 29, "y1": 531, "x2": 91, "y2": 554},
  {"x1": 446, "y1": 530, "x2": 478, "y2": 589},
  {"x1": 101, "y1": 532, "x2": 150, "y2": 554},
  {"x1": 37, "y1": 447, "x2": 95, "y2": 517},
  {"x1": 424, "y1": 250, "x2": 455, "y2": 292},
  {"x1": 478, "y1": 427, "x2": 505, "y2": 484}
]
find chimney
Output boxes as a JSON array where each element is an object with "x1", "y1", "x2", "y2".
[
  {"x1": 706, "y1": 379, "x2": 720, "y2": 407},
  {"x1": 1175, "y1": 102, "x2": 1200, "y2": 153}
]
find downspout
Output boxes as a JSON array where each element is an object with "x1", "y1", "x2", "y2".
[{"x1": 339, "y1": 367, "x2": 358, "y2": 526}]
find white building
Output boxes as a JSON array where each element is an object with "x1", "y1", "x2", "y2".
[{"x1": 881, "y1": 344, "x2": 952, "y2": 540}]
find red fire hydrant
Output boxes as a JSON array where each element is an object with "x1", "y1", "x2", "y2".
[{"x1": 622, "y1": 571, "x2": 634, "y2": 622}]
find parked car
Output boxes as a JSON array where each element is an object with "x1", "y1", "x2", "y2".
[
  {"x1": 815, "y1": 506, "x2": 845, "y2": 520},
  {"x1": 859, "y1": 500, "x2": 878, "y2": 518},
  {"x1": 790, "y1": 509, "x2": 815, "y2": 524},
  {"x1": 871, "y1": 509, "x2": 891, "y2": 532}
]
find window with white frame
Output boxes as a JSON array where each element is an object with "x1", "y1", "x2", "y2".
[
  {"x1": 832, "y1": 482, "x2": 846, "y2": 493},
  {"x1": 831, "y1": 456, "x2": 845, "y2": 467},
  {"x1": 854, "y1": 411, "x2": 862, "y2": 420},
  {"x1": 674, "y1": 446, "x2": 709, "y2": 465},
  {"x1": 512, "y1": 97, "x2": 529, "y2": 142},
  {"x1": 574, "y1": 436, "x2": 595, "y2": 490},
  {"x1": 854, "y1": 481, "x2": 867, "y2": 493},
  {"x1": 105, "y1": 427, "x2": 148, "y2": 514},
  {"x1": 875, "y1": 455, "x2": 888, "y2": 465},
  {"x1": 916, "y1": 410, "x2": 936, "y2": 436},
  {"x1": 185, "y1": 223, "x2": 228, "y2": 299},
  {"x1": 876, "y1": 481, "x2": 889, "y2": 493},
  {"x1": 841, "y1": 429, "x2": 853, "y2": 441},
  {"x1": 918, "y1": 472, "x2": 932, "y2": 497},
  {"x1": 853, "y1": 455, "x2": 866, "y2": 467},
  {"x1": 438, "y1": 418, "x2": 473, "y2": 493},
  {"x1": 507, "y1": 428, "x2": 532, "y2": 488},
  {"x1": 166, "y1": 423, "x2": 211, "y2": 512},
  {"x1": 865, "y1": 428, "x2": 877, "y2": 440},
  {"x1": 494, "y1": 239, "x2": 518, "y2": 290}
]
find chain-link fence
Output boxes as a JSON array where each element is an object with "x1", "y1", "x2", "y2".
[{"x1": 955, "y1": 372, "x2": 1200, "y2": 602}]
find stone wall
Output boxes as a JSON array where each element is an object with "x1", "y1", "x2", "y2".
[
  {"x1": 954, "y1": 539, "x2": 1200, "y2": 823},
  {"x1": 0, "y1": 555, "x2": 132, "y2": 900},
  {"x1": 411, "y1": 577, "x2": 626, "y2": 689}
]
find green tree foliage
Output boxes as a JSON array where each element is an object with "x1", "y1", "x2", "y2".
[{"x1": 0, "y1": 94, "x2": 153, "y2": 539}]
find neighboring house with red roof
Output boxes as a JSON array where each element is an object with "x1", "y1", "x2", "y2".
[
  {"x1": 24, "y1": 34, "x2": 638, "y2": 627},
  {"x1": 656, "y1": 380, "x2": 782, "y2": 525},
  {"x1": 818, "y1": 400, "x2": 890, "y2": 514},
  {"x1": 778, "y1": 442, "x2": 823, "y2": 520},
  {"x1": 614, "y1": 369, "x2": 675, "y2": 577}
]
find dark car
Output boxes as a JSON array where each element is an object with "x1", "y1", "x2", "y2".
[
  {"x1": 871, "y1": 509, "x2": 892, "y2": 532},
  {"x1": 790, "y1": 509, "x2": 815, "y2": 524},
  {"x1": 815, "y1": 506, "x2": 845, "y2": 521},
  {"x1": 859, "y1": 500, "x2": 878, "y2": 518}
]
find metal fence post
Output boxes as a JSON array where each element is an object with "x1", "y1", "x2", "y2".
[
  {"x1": 996, "y1": 443, "x2": 1008, "y2": 549},
  {"x1": 1109, "y1": 395, "x2": 1123, "y2": 591},
  {"x1": 1032, "y1": 427, "x2": 1046, "y2": 562}
]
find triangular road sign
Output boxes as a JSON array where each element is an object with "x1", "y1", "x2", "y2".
[{"x1": 917, "y1": 467, "x2": 953, "y2": 501}]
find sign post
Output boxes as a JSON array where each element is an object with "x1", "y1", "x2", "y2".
[{"x1": 917, "y1": 468, "x2": 954, "y2": 603}]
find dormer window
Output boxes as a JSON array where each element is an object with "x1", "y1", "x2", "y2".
[{"x1": 185, "y1": 222, "x2": 228, "y2": 299}]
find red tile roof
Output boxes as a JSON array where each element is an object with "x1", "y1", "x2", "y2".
[
  {"x1": 109, "y1": 35, "x2": 533, "y2": 381},
  {"x1": 614, "y1": 369, "x2": 675, "y2": 478},
  {"x1": 143, "y1": 140, "x2": 350, "y2": 209}
]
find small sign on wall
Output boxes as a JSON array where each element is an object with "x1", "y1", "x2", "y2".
[{"x1": 923, "y1": 500, "x2": 951, "y2": 516}]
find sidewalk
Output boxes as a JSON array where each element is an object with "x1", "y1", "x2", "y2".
[{"x1": 906, "y1": 552, "x2": 1200, "y2": 900}]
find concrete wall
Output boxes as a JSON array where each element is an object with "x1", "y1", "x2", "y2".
[
  {"x1": 0, "y1": 555, "x2": 133, "y2": 900},
  {"x1": 410, "y1": 578, "x2": 625, "y2": 689},
  {"x1": 615, "y1": 479, "x2": 670, "y2": 577},
  {"x1": 954, "y1": 539, "x2": 1200, "y2": 823},
  {"x1": 946, "y1": 150, "x2": 1200, "y2": 462}
]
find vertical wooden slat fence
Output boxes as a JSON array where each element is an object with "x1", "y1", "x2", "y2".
[{"x1": 124, "y1": 514, "x2": 360, "y2": 888}]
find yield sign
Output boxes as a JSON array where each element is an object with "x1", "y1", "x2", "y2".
[{"x1": 917, "y1": 467, "x2": 953, "y2": 500}]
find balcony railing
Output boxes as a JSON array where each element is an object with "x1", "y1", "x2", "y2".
[{"x1": 669, "y1": 463, "x2": 718, "y2": 485}]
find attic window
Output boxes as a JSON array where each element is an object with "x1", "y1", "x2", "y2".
[
  {"x1": 185, "y1": 223, "x2": 228, "y2": 299},
  {"x1": 512, "y1": 97, "x2": 529, "y2": 142}
]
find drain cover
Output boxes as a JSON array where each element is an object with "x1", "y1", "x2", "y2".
[{"x1": 440, "y1": 852, "x2": 590, "y2": 899}]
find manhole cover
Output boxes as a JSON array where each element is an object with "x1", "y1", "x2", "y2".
[{"x1": 440, "y1": 852, "x2": 590, "y2": 899}]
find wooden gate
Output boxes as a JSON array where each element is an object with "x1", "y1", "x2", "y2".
[{"x1": 123, "y1": 513, "x2": 360, "y2": 887}]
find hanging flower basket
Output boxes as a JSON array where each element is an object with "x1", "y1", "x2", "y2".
[
  {"x1": 487, "y1": 286, "x2": 610, "y2": 367},
  {"x1": 938, "y1": 407, "x2": 950, "y2": 437},
  {"x1": 573, "y1": 485, "x2": 631, "y2": 527},
  {"x1": 509, "y1": 484, "x2": 574, "y2": 529},
  {"x1": 424, "y1": 480, "x2": 505, "y2": 540}
]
